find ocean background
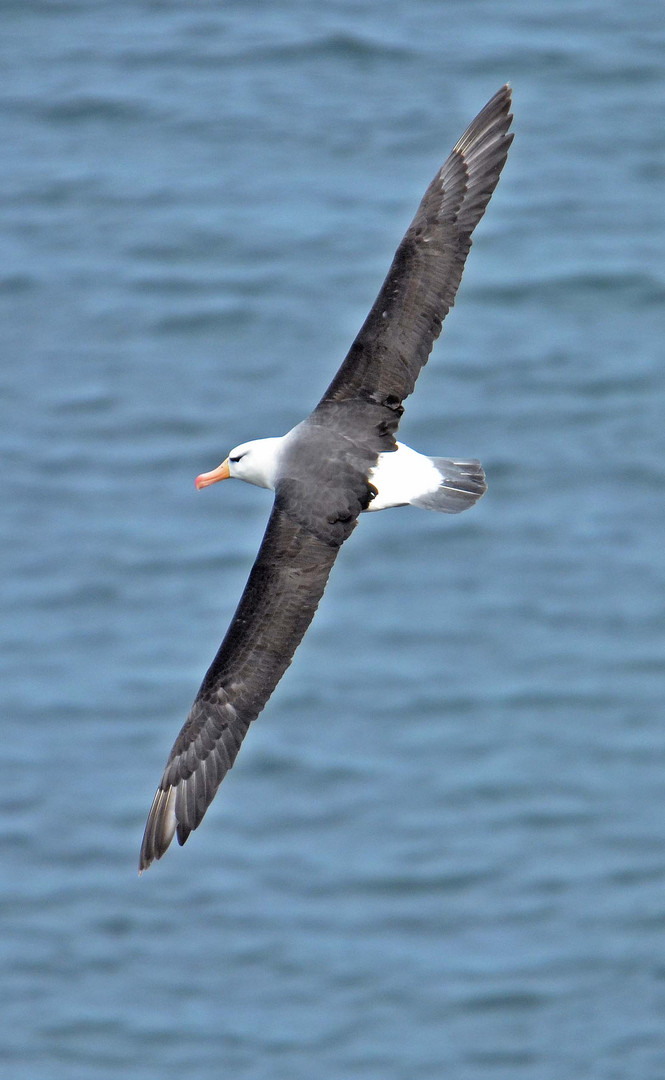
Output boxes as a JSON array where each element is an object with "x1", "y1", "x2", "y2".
[{"x1": 2, "y1": 2, "x2": 665, "y2": 1077}]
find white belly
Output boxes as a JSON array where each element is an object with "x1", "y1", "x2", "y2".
[{"x1": 367, "y1": 442, "x2": 442, "y2": 511}]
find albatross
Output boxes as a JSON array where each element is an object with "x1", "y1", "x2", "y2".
[{"x1": 139, "y1": 85, "x2": 513, "y2": 871}]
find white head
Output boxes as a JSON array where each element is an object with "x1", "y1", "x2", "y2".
[{"x1": 195, "y1": 436, "x2": 284, "y2": 492}]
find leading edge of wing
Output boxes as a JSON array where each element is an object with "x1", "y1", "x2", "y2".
[{"x1": 318, "y1": 85, "x2": 513, "y2": 412}]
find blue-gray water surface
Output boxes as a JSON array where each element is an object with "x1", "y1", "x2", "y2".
[{"x1": 2, "y1": 2, "x2": 665, "y2": 1078}]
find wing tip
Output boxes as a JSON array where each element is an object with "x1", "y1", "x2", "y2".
[
  {"x1": 138, "y1": 785, "x2": 178, "y2": 874},
  {"x1": 444, "y1": 83, "x2": 514, "y2": 233},
  {"x1": 454, "y1": 83, "x2": 514, "y2": 151}
]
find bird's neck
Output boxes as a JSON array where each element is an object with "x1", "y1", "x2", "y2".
[{"x1": 240, "y1": 436, "x2": 285, "y2": 490}]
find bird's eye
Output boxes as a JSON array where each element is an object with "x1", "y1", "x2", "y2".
[{"x1": 230, "y1": 454, "x2": 243, "y2": 464}]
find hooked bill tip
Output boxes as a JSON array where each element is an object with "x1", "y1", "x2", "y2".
[{"x1": 194, "y1": 458, "x2": 231, "y2": 489}]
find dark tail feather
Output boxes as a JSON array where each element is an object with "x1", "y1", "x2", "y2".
[{"x1": 411, "y1": 458, "x2": 486, "y2": 513}]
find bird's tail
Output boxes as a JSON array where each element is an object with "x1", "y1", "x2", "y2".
[{"x1": 410, "y1": 458, "x2": 486, "y2": 513}]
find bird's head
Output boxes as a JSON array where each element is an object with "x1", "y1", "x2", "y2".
[{"x1": 195, "y1": 437, "x2": 283, "y2": 491}]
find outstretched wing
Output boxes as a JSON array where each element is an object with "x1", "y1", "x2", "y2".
[
  {"x1": 318, "y1": 85, "x2": 513, "y2": 411},
  {"x1": 139, "y1": 500, "x2": 344, "y2": 870}
]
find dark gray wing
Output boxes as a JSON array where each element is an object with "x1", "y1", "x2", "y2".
[
  {"x1": 318, "y1": 85, "x2": 513, "y2": 412},
  {"x1": 139, "y1": 498, "x2": 348, "y2": 870}
]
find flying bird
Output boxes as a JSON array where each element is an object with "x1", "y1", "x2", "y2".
[{"x1": 139, "y1": 86, "x2": 513, "y2": 871}]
